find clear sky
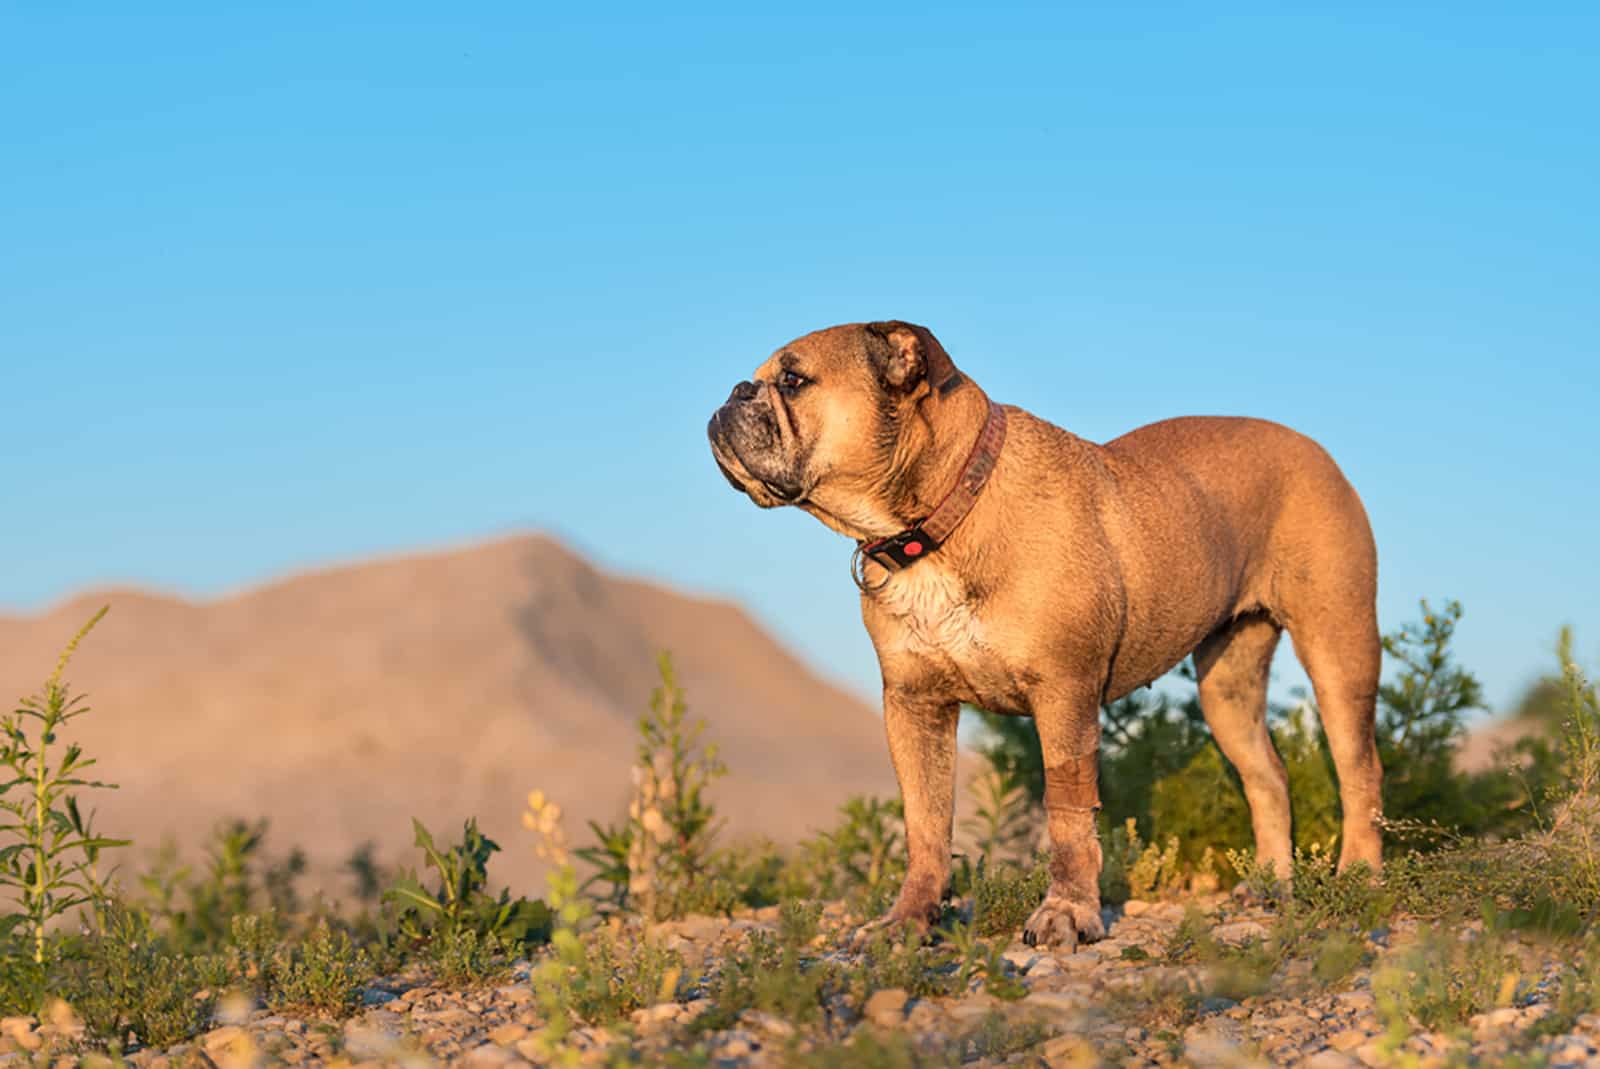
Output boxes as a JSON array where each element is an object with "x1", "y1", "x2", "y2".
[{"x1": 4, "y1": 5, "x2": 1595, "y2": 716}]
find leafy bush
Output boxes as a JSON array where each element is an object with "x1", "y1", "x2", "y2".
[
  {"x1": 1374, "y1": 914, "x2": 1523, "y2": 1033},
  {"x1": 961, "y1": 767, "x2": 1036, "y2": 864},
  {"x1": 267, "y1": 920, "x2": 371, "y2": 1014},
  {"x1": 783, "y1": 795, "x2": 907, "y2": 911},
  {"x1": 139, "y1": 818, "x2": 309, "y2": 953},
  {"x1": 969, "y1": 857, "x2": 1047, "y2": 937},
  {"x1": 384, "y1": 816, "x2": 551, "y2": 955},
  {"x1": 58, "y1": 903, "x2": 226, "y2": 1049}
]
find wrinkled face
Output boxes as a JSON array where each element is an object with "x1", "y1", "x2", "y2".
[{"x1": 706, "y1": 321, "x2": 959, "y2": 538}]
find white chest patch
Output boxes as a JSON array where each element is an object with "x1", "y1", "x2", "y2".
[{"x1": 876, "y1": 564, "x2": 985, "y2": 659}]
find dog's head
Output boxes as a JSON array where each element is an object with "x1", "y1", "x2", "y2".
[{"x1": 706, "y1": 321, "x2": 969, "y2": 539}]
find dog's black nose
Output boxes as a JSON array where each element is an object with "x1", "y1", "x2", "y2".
[{"x1": 727, "y1": 380, "x2": 759, "y2": 405}]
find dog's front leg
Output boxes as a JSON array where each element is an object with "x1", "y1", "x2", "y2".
[
  {"x1": 864, "y1": 686, "x2": 959, "y2": 936},
  {"x1": 1024, "y1": 683, "x2": 1107, "y2": 949}
]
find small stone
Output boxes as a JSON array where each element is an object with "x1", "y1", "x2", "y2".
[
  {"x1": 1211, "y1": 920, "x2": 1269, "y2": 945},
  {"x1": 676, "y1": 914, "x2": 726, "y2": 942},
  {"x1": 1304, "y1": 1052, "x2": 1360, "y2": 1069},
  {"x1": 488, "y1": 1023, "x2": 529, "y2": 1045},
  {"x1": 863, "y1": 988, "x2": 909, "y2": 1026},
  {"x1": 1337, "y1": 990, "x2": 1376, "y2": 1014},
  {"x1": 947, "y1": 1000, "x2": 997, "y2": 1022},
  {"x1": 497, "y1": 985, "x2": 534, "y2": 1006},
  {"x1": 740, "y1": 1010, "x2": 795, "y2": 1038},
  {"x1": 1199, "y1": 996, "x2": 1238, "y2": 1016},
  {"x1": 1328, "y1": 1028, "x2": 1369, "y2": 1051},
  {"x1": 1479, "y1": 1006, "x2": 1521, "y2": 1031},
  {"x1": 1123, "y1": 900, "x2": 1153, "y2": 917},
  {"x1": 201, "y1": 1026, "x2": 246, "y2": 1052},
  {"x1": 1003, "y1": 948, "x2": 1040, "y2": 970},
  {"x1": 1041, "y1": 1034, "x2": 1094, "y2": 1065},
  {"x1": 463, "y1": 1043, "x2": 528, "y2": 1069},
  {"x1": 0, "y1": 1017, "x2": 41, "y2": 1053},
  {"x1": 1354, "y1": 1040, "x2": 1387, "y2": 1067},
  {"x1": 1026, "y1": 991, "x2": 1087, "y2": 1013},
  {"x1": 632, "y1": 1002, "x2": 680, "y2": 1029},
  {"x1": 718, "y1": 1031, "x2": 756, "y2": 1058},
  {"x1": 1028, "y1": 956, "x2": 1062, "y2": 977}
]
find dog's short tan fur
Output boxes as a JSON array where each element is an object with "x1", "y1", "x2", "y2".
[{"x1": 708, "y1": 322, "x2": 1382, "y2": 948}]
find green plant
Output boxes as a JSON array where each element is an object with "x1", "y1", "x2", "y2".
[
  {"x1": 969, "y1": 857, "x2": 1047, "y2": 937},
  {"x1": 265, "y1": 919, "x2": 371, "y2": 1014},
  {"x1": 0, "y1": 608, "x2": 126, "y2": 976},
  {"x1": 59, "y1": 903, "x2": 225, "y2": 1049},
  {"x1": 136, "y1": 819, "x2": 311, "y2": 953},
  {"x1": 1373, "y1": 913, "x2": 1523, "y2": 1033},
  {"x1": 702, "y1": 927, "x2": 832, "y2": 1031},
  {"x1": 961, "y1": 767, "x2": 1036, "y2": 864},
  {"x1": 621, "y1": 654, "x2": 729, "y2": 921},
  {"x1": 787, "y1": 795, "x2": 906, "y2": 908},
  {"x1": 384, "y1": 817, "x2": 551, "y2": 953},
  {"x1": 942, "y1": 921, "x2": 1025, "y2": 1000},
  {"x1": 429, "y1": 925, "x2": 511, "y2": 986},
  {"x1": 574, "y1": 816, "x2": 632, "y2": 909}
]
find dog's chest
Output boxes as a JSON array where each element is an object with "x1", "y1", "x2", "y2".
[{"x1": 875, "y1": 566, "x2": 1018, "y2": 706}]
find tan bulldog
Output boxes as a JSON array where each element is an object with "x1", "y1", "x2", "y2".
[{"x1": 707, "y1": 321, "x2": 1382, "y2": 947}]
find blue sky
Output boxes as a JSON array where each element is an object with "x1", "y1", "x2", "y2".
[{"x1": 3, "y1": 4, "x2": 1595, "y2": 716}]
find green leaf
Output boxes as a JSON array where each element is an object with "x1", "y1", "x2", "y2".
[{"x1": 382, "y1": 875, "x2": 443, "y2": 916}]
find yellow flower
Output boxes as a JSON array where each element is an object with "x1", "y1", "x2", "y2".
[{"x1": 527, "y1": 788, "x2": 546, "y2": 812}]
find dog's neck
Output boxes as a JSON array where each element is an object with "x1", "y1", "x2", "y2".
[{"x1": 883, "y1": 379, "x2": 994, "y2": 528}]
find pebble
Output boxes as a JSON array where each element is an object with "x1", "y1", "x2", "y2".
[
  {"x1": 487, "y1": 1023, "x2": 529, "y2": 1044},
  {"x1": 1212, "y1": 920, "x2": 1270, "y2": 945},
  {"x1": 1328, "y1": 1027, "x2": 1370, "y2": 1051},
  {"x1": 863, "y1": 988, "x2": 910, "y2": 1026},
  {"x1": 1305, "y1": 1051, "x2": 1361, "y2": 1069}
]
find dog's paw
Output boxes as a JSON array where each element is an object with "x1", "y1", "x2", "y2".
[{"x1": 1022, "y1": 895, "x2": 1105, "y2": 950}]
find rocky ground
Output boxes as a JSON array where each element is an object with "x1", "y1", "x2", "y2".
[{"x1": 4, "y1": 896, "x2": 1598, "y2": 1068}]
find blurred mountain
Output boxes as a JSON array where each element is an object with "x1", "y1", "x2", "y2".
[{"x1": 0, "y1": 534, "x2": 897, "y2": 899}]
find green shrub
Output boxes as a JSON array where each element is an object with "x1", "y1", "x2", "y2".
[
  {"x1": 969, "y1": 857, "x2": 1047, "y2": 937},
  {"x1": 384, "y1": 816, "x2": 551, "y2": 954},
  {"x1": 428, "y1": 926, "x2": 511, "y2": 987},
  {"x1": 1373, "y1": 915, "x2": 1523, "y2": 1032},
  {"x1": 58, "y1": 903, "x2": 225, "y2": 1049},
  {"x1": 138, "y1": 819, "x2": 311, "y2": 953},
  {"x1": 961, "y1": 767, "x2": 1036, "y2": 864},
  {"x1": 264, "y1": 919, "x2": 371, "y2": 1015},
  {"x1": 784, "y1": 795, "x2": 906, "y2": 910}
]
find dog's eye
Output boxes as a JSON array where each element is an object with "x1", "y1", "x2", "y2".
[{"x1": 778, "y1": 370, "x2": 808, "y2": 391}]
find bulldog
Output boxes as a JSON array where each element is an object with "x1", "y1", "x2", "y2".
[{"x1": 707, "y1": 321, "x2": 1382, "y2": 948}]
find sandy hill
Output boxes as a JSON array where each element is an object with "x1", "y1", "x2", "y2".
[{"x1": 0, "y1": 534, "x2": 899, "y2": 898}]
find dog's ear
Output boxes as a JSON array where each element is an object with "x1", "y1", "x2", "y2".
[{"x1": 864, "y1": 321, "x2": 959, "y2": 394}]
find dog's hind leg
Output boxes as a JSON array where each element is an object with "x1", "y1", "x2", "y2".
[
  {"x1": 1285, "y1": 600, "x2": 1384, "y2": 872},
  {"x1": 1195, "y1": 612, "x2": 1292, "y2": 878}
]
